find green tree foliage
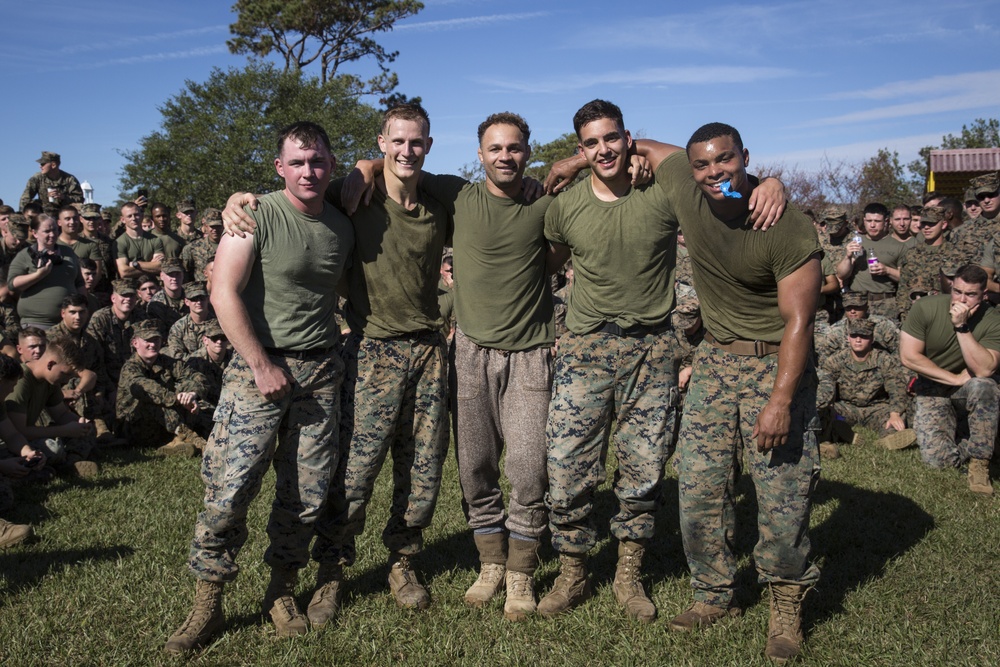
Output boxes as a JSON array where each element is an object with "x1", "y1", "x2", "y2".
[
  {"x1": 907, "y1": 118, "x2": 1000, "y2": 190},
  {"x1": 118, "y1": 62, "x2": 382, "y2": 208},
  {"x1": 524, "y1": 133, "x2": 586, "y2": 186},
  {"x1": 228, "y1": 0, "x2": 423, "y2": 93},
  {"x1": 856, "y1": 148, "x2": 917, "y2": 209}
]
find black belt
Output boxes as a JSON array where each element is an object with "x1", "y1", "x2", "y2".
[
  {"x1": 264, "y1": 346, "x2": 334, "y2": 360},
  {"x1": 704, "y1": 332, "x2": 780, "y2": 357},
  {"x1": 589, "y1": 320, "x2": 672, "y2": 338}
]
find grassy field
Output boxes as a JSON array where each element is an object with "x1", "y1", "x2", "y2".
[{"x1": 1, "y1": 433, "x2": 997, "y2": 667}]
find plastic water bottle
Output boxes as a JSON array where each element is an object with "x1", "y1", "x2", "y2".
[
  {"x1": 867, "y1": 249, "x2": 879, "y2": 268},
  {"x1": 851, "y1": 232, "x2": 864, "y2": 258}
]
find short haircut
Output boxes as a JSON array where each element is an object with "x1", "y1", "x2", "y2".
[
  {"x1": 57, "y1": 204, "x2": 79, "y2": 218},
  {"x1": 891, "y1": 204, "x2": 911, "y2": 215},
  {"x1": 0, "y1": 352, "x2": 22, "y2": 382},
  {"x1": 23, "y1": 202, "x2": 43, "y2": 215},
  {"x1": 954, "y1": 264, "x2": 988, "y2": 289},
  {"x1": 381, "y1": 102, "x2": 430, "y2": 135},
  {"x1": 573, "y1": 99, "x2": 624, "y2": 138},
  {"x1": 922, "y1": 191, "x2": 941, "y2": 204},
  {"x1": 121, "y1": 202, "x2": 140, "y2": 216},
  {"x1": 477, "y1": 112, "x2": 531, "y2": 144},
  {"x1": 60, "y1": 293, "x2": 89, "y2": 311},
  {"x1": 939, "y1": 197, "x2": 962, "y2": 219},
  {"x1": 276, "y1": 121, "x2": 333, "y2": 157},
  {"x1": 150, "y1": 202, "x2": 170, "y2": 215},
  {"x1": 862, "y1": 202, "x2": 889, "y2": 219},
  {"x1": 44, "y1": 335, "x2": 82, "y2": 371},
  {"x1": 18, "y1": 326, "x2": 47, "y2": 343},
  {"x1": 0, "y1": 205, "x2": 15, "y2": 216},
  {"x1": 78, "y1": 257, "x2": 97, "y2": 272},
  {"x1": 686, "y1": 122, "x2": 744, "y2": 154},
  {"x1": 138, "y1": 275, "x2": 159, "y2": 287}
]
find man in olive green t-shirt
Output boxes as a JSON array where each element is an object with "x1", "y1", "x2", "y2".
[
  {"x1": 167, "y1": 121, "x2": 353, "y2": 654},
  {"x1": 900, "y1": 264, "x2": 1000, "y2": 495},
  {"x1": 337, "y1": 111, "x2": 557, "y2": 621},
  {"x1": 634, "y1": 123, "x2": 822, "y2": 663},
  {"x1": 836, "y1": 202, "x2": 905, "y2": 319}
]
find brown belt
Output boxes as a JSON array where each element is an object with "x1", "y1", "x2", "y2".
[
  {"x1": 866, "y1": 292, "x2": 895, "y2": 303},
  {"x1": 704, "y1": 332, "x2": 780, "y2": 357}
]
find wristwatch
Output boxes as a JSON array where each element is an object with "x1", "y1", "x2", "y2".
[
  {"x1": 130, "y1": 260, "x2": 140, "y2": 269},
  {"x1": 954, "y1": 323, "x2": 971, "y2": 333}
]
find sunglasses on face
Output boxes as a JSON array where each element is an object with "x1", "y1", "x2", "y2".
[{"x1": 976, "y1": 191, "x2": 998, "y2": 201}]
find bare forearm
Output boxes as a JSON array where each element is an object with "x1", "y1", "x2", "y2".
[
  {"x1": 957, "y1": 334, "x2": 1000, "y2": 377},
  {"x1": 900, "y1": 349, "x2": 961, "y2": 385},
  {"x1": 769, "y1": 317, "x2": 813, "y2": 410}
]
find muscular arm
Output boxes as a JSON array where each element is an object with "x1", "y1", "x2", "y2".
[
  {"x1": 820, "y1": 273, "x2": 840, "y2": 295},
  {"x1": 955, "y1": 328, "x2": 1000, "y2": 378},
  {"x1": 211, "y1": 228, "x2": 292, "y2": 401},
  {"x1": 899, "y1": 331, "x2": 967, "y2": 386},
  {"x1": 753, "y1": 255, "x2": 822, "y2": 452}
]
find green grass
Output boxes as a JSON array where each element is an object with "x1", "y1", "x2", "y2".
[{"x1": 1, "y1": 433, "x2": 997, "y2": 667}]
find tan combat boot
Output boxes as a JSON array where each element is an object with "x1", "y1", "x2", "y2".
[
  {"x1": 0, "y1": 518, "x2": 32, "y2": 549},
  {"x1": 157, "y1": 434, "x2": 196, "y2": 458},
  {"x1": 175, "y1": 424, "x2": 208, "y2": 453},
  {"x1": 164, "y1": 580, "x2": 225, "y2": 655},
  {"x1": 669, "y1": 600, "x2": 742, "y2": 632},
  {"x1": 263, "y1": 567, "x2": 308, "y2": 636},
  {"x1": 765, "y1": 583, "x2": 810, "y2": 664},
  {"x1": 877, "y1": 429, "x2": 916, "y2": 451},
  {"x1": 613, "y1": 540, "x2": 656, "y2": 622},
  {"x1": 388, "y1": 553, "x2": 430, "y2": 610},
  {"x1": 537, "y1": 553, "x2": 591, "y2": 618},
  {"x1": 818, "y1": 442, "x2": 840, "y2": 460},
  {"x1": 504, "y1": 537, "x2": 540, "y2": 621},
  {"x1": 307, "y1": 562, "x2": 344, "y2": 628},
  {"x1": 464, "y1": 532, "x2": 507, "y2": 608},
  {"x1": 968, "y1": 458, "x2": 994, "y2": 495},
  {"x1": 65, "y1": 455, "x2": 99, "y2": 479}
]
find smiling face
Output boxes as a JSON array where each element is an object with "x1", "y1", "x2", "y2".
[
  {"x1": 687, "y1": 134, "x2": 750, "y2": 203},
  {"x1": 378, "y1": 117, "x2": 431, "y2": 184},
  {"x1": 34, "y1": 217, "x2": 58, "y2": 250},
  {"x1": 132, "y1": 335, "x2": 162, "y2": 365},
  {"x1": 578, "y1": 117, "x2": 632, "y2": 186},
  {"x1": 478, "y1": 123, "x2": 529, "y2": 197}
]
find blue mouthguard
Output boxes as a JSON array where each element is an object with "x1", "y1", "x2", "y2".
[{"x1": 719, "y1": 180, "x2": 742, "y2": 199}]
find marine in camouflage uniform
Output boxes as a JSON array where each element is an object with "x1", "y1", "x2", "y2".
[
  {"x1": 146, "y1": 258, "x2": 189, "y2": 329},
  {"x1": 817, "y1": 319, "x2": 910, "y2": 438},
  {"x1": 86, "y1": 279, "x2": 147, "y2": 389},
  {"x1": 115, "y1": 320, "x2": 211, "y2": 445},
  {"x1": 174, "y1": 199, "x2": 203, "y2": 244},
  {"x1": 50, "y1": 317, "x2": 110, "y2": 422},
  {"x1": 948, "y1": 178, "x2": 1000, "y2": 269},
  {"x1": 184, "y1": 319, "x2": 231, "y2": 412},
  {"x1": 814, "y1": 207, "x2": 852, "y2": 327},
  {"x1": 80, "y1": 204, "x2": 115, "y2": 291},
  {"x1": 814, "y1": 291, "x2": 899, "y2": 360},
  {"x1": 895, "y1": 206, "x2": 964, "y2": 320},
  {"x1": 19, "y1": 151, "x2": 83, "y2": 210},
  {"x1": 179, "y1": 209, "x2": 222, "y2": 282},
  {"x1": 165, "y1": 282, "x2": 212, "y2": 361}
]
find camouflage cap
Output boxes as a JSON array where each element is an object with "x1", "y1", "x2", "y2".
[
  {"x1": 8, "y1": 215, "x2": 29, "y2": 241},
  {"x1": 80, "y1": 203, "x2": 102, "y2": 219},
  {"x1": 176, "y1": 199, "x2": 196, "y2": 214},
  {"x1": 819, "y1": 206, "x2": 848, "y2": 234},
  {"x1": 969, "y1": 171, "x2": 999, "y2": 196},
  {"x1": 36, "y1": 151, "x2": 60, "y2": 164},
  {"x1": 919, "y1": 206, "x2": 946, "y2": 225},
  {"x1": 113, "y1": 278, "x2": 138, "y2": 296},
  {"x1": 847, "y1": 319, "x2": 875, "y2": 337},
  {"x1": 201, "y1": 207, "x2": 223, "y2": 226},
  {"x1": 964, "y1": 188, "x2": 978, "y2": 204},
  {"x1": 160, "y1": 257, "x2": 184, "y2": 275},
  {"x1": 132, "y1": 319, "x2": 163, "y2": 341},
  {"x1": 183, "y1": 281, "x2": 208, "y2": 299},
  {"x1": 940, "y1": 263, "x2": 961, "y2": 278},
  {"x1": 202, "y1": 319, "x2": 224, "y2": 338},
  {"x1": 842, "y1": 292, "x2": 868, "y2": 309}
]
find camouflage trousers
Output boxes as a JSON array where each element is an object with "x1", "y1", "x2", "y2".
[
  {"x1": 187, "y1": 350, "x2": 344, "y2": 583},
  {"x1": 545, "y1": 330, "x2": 677, "y2": 555},
  {"x1": 825, "y1": 401, "x2": 897, "y2": 437},
  {"x1": 451, "y1": 327, "x2": 551, "y2": 538},
  {"x1": 312, "y1": 332, "x2": 449, "y2": 567},
  {"x1": 912, "y1": 376, "x2": 999, "y2": 468},
  {"x1": 677, "y1": 342, "x2": 821, "y2": 608},
  {"x1": 119, "y1": 402, "x2": 212, "y2": 447},
  {"x1": 867, "y1": 294, "x2": 899, "y2": 321}
]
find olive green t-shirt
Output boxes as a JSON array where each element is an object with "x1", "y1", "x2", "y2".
[
  {"x1": 901, "y1": 294, "x2": 1000, "y2": 374},
  {"x1": 115, "y1": 231, "x2": 165, "y2": 263},
  {"x1": 543, "y1": 161, "x2": 678, "y2": 334},
  {"x1": 8, "y1": 245, "x2": 83, "y2": 326},
  {"x1": 151, "y1": 229, "x2": 185, "y2": 259},
  {"x1": 6, "y1": 363, "x2": 63, "y2": 427},
  {"x1": 659, "y1": 151, "x2": 821, "y2": 343},
  {"x1": 420, "y1": 175, "x2": 554, "y2": 351},
  {"x1": 244, "y1": 190, "x2": 354, "y2": 350},
  {"x1": 59, "y1": 237, "x2": 102, "y2": 264},
  {"x1": 327, "y1": 179, "x2": 451, "y2": 338},
  {"x1": 848, "y1": 234, "x2": 905, "y2": 294}
]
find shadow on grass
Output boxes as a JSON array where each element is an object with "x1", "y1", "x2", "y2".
[
  {"x1": 0, "y1": 545, "x2": 136, "y2": 595},
  {"x1": 808, "y1": 479, "x2": 933, "y2": 626}
]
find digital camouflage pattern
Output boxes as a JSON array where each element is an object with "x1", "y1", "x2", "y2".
[
  {"x1": 166, "y1": 315, "x2": 211, "y2": 361},
  {"x1": 146, "y1": 289, "x2": 188, "y2": 329},
  {"x1": 188, "y1": 351, "x2": 344, "y2": 582},
  {"x1": 20, "y1": 170, "x2": 83, "y2": 210},
  {"x1": 85, "y1": 304, "x2": 147, "y2": 383},
  {"x1": 312, "y1": 332, "x2": 449, "y2": 567},
  {"x1": 814, "y1": 314, "x2": 899, "y2": 359},
  {"x1": 817, "y1": 347, "x2": 910, "y2": 435},
  {"x1": 185, "y1": 347, "x2": 231, "y2": 411},
  {"x1": 180, "y1": 238, "x2": 218, "y2": 283},
  {"x1": 49, "y1": 321, "x2": 110, "y2": 420},
  {"x1": 895, "y1": 241, "x2": 963, "y2": 318},
  {"x1": 676, "y1": 342, "x2": 821, "y2": 608},
  {"x1": 911, "y1": 376, "x2": 999, "y2": 468},
  {"x1": 544, "y1": 330, "x2": 677, "y2": 555},
  {"x1": 116, "y1": 351, "x2": 210, "y2": 443}
]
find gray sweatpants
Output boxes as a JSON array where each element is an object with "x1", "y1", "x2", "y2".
[{"x1": 451, "y1": 327, "x2": 551, "y2": 538}]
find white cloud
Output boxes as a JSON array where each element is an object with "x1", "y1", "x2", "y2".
[
  {"x1": 756, "y1": 132, "x2": 945, "y2": 171},
  {"x1": 397, "y1": 12, "x2": 549, "y2": 31},
  {"x1": 57, "y1": 25, "x2": 229, "y2": 55},
  {"x1": 51, "y1": 45, "x2": 229, "y2": 72}
]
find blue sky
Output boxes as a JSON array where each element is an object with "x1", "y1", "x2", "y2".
[{"x1": 1, "y1": 0, "x2": 998, "y2": 208}]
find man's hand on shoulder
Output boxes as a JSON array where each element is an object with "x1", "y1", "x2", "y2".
[
  {"x1": 222, "y1": 192, "x2": 260, "y2": 238},
  {"x1": 748, "y1": 177, "x2": 787, "y2": 231}
]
